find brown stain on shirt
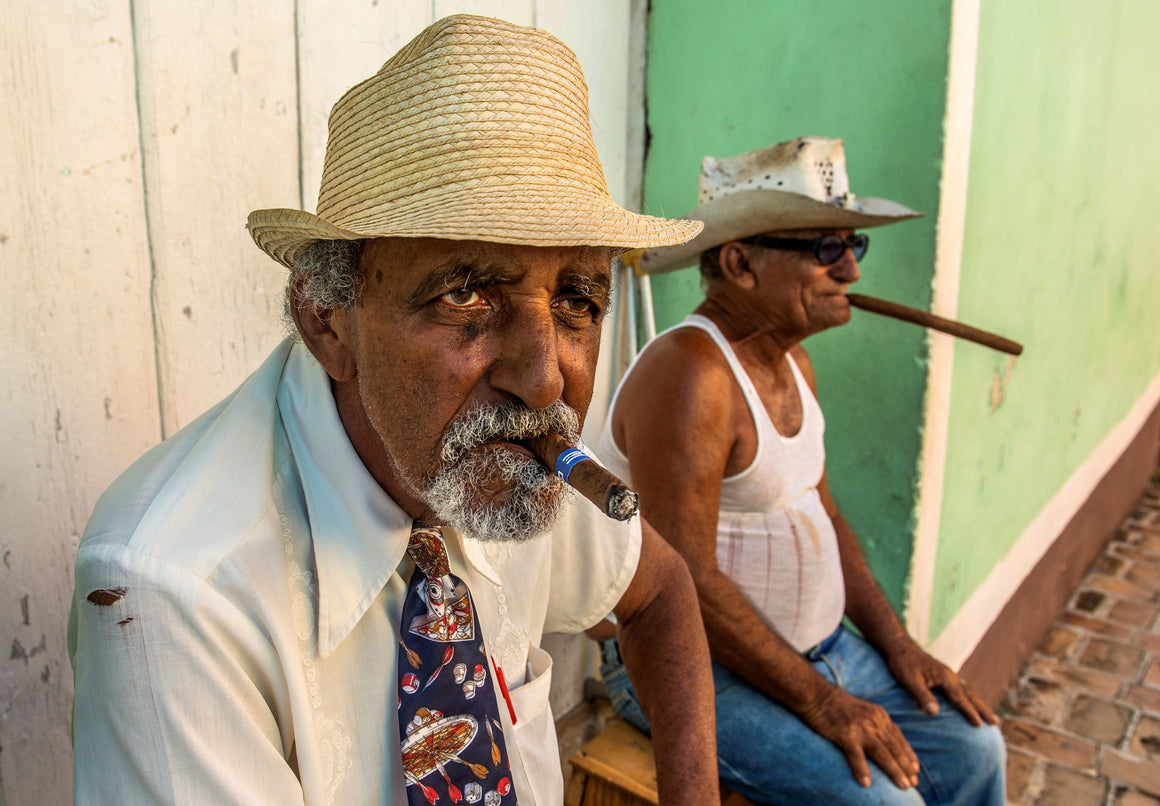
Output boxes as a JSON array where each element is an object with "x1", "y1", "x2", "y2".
[{"x1": 87, "y1": 587, "x2": 127, "y2": 606}]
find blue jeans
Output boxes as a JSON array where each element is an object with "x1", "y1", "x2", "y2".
[{"x1": 601, "y1": 626, "x2": 1006, "y2": 806}]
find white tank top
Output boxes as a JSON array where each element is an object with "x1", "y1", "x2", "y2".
[{"x1": 597, "y1": 314, "x2": 845, "y2": 652}]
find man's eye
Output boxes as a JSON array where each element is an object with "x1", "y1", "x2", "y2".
[
  {"x1": 558, "y1": 296, "x2": 601, "y2": 318},
  {"x1": 442, "y1": 288, "x2": 481, "y2": 306},
  {"x1": 562, "y1": 298, "x2": 590, "y2": 312}
]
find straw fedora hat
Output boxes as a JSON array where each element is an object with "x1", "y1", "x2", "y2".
[
  {"x1": 247, "y1": 14, "x2": 702, "y2": 269},
  {"x1": 637, "y1": 137, "x2": 922, "y2": 274}
]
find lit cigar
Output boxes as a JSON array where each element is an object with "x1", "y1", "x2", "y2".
[{"x1": 527, "y1": 433, "x2": 639, "y2": 521}]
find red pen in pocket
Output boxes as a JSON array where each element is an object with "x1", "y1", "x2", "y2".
[{"x1": 491, "y1": 655, "x2": 517, "y2": 725}]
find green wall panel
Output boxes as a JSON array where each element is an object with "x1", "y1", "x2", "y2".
[
  {"x1": 644, "y1": 0, "x2": 953, "y2": 609},
  {"x1": 930, "y1": 0, "x2": 1160, "y2": 638}
]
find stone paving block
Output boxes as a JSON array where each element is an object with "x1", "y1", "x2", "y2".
[
  {"x1": 1062, "y1": 613, "x2": 1137, "y2": 641},
  {"x1": 1109, "y1": 599, "x2": 1159, "y2": 628},
  {"x1": 1098, "y1": 555, "x2": 1128, "y2": 576},
  {"x1": 999, "y1": 477, "x2": 1160, "y2": 804},
  {"x1": 1064, "y1": 694, "x2": 1133, "y2": 745},
  {"x1": 1006, "y1": 748, "x2": 1037, "y2": 804},
  {"x1": 1089, "y1": 576, "x2": 1156, "y2": 600},
  {"x1": 1009, "y1": 677, "x2": 1071, "y2": 725},
  {"x1": 1027, "y1": 657, "x2": 1123, "y2": 698},
  {"x1": 1079, "y1": 639, "x2": 1146, "y2": 679},
  {"x1": 1074, "y1": 590, "x2": 1109, "y2": 614},
  {"x1": 1002, "y1": 718, "x2": 1098, "y2": 768},
  {"x1": 1126, "y1": 563, "x2": 1160, "y2": 591},
  {"x1": 1113, "y1": 546, "x2": 1160, "y2": 568},
  {"x1": 1037, "y1": 626, "x2": 1082, "y2": 661},
  {"x1": 1129, "y1": 715, "x2": 1160, "y2": 762},
  {"x1": 1116, "y1": 786, "x2": 1160, "y2": 806},
  {"x1": 1125, "y1": 685, "x2": 1160, "y2": 715},
  {"x1": 1101, "y1": 749, "x2": 1160, "y2": 797},
  {"x1": 1036, "y1": 764, "x2": 1107, "y2": 806}
]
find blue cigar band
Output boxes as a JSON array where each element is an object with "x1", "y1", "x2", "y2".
[{"x1": 554, "y1": 448, "x2": 591, "y2": 483}]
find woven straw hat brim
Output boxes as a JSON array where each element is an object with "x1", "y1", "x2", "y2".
[
  {"x1": 248, "y1": 194, "x2": 703, "y2": 271},
  {"x1": 639, "y1": 188, "x2": 922, "y2": 274},
  {"x1": 247, "y1": 14, "x2": 704, "y2": 270}
]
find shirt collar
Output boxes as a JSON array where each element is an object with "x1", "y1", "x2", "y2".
[
  {"x1": 277, "y1": 342, "x2": 412, "y2": 658},
  {"x1": 276, "y1": 343, "x2": 506, "y2": 657}
]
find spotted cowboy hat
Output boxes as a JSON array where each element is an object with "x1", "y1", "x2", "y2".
[
  {"x1": 637, "y1": 137, "x2": 922, "y2": 274},
  {"x1": 247, "y1": 14, "x2": 702, "y2": 269}
]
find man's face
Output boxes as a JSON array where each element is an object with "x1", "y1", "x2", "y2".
[
  {"x1": 326, "y1": 237, "x2": 612, "y2": 540},
  {"x1": 746, "y1": 227, "x2": 861, "y2": 337}
]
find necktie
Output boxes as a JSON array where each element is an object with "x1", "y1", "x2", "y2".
[{"x1": 397, "y1": 523, "x2": 517, "y2": 805}]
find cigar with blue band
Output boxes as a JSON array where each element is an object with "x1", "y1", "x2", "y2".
[{"x1": 528, "y1": 433, "x2": 639, "y2": 522}]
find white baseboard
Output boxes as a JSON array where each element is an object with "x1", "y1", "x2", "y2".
[{"x1": 930, "y1": 370, "x2": 1160, "y2": 669}]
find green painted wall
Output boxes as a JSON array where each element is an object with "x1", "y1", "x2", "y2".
[
  {"x1": 929, "y1": 0, "x2": 1160, "y2": 639},
  {"x1": 643, "y1": 0, "x2": 953, "y2": 608}
]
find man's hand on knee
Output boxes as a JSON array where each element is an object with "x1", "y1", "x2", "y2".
[
  {"x1": 799, "y1": 685, "x2": 920, "y2": 790},
  {"x1": 884, "y1": 641, "x2": 999, "y2": 728}
]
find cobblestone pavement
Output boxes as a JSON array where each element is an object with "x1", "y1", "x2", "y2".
[{"x1": 1002, "y1": 468, "x2": 1160, "y2": 806}]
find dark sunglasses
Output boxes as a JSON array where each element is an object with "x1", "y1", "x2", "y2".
[{"x1": 742, "y1": 233, "x2": 869, "y2": 266}]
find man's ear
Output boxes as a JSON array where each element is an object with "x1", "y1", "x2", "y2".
[
  {"x1": 289, "y1": 278, "x2": 357, "y2": 382},
  {"x1": 718, "y1": 241, "x2": 757, "y2": 290}
]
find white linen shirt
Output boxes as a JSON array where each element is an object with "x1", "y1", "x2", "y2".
[{"x1": 68, "y1": 338, "x2": 641, "y2": 806}]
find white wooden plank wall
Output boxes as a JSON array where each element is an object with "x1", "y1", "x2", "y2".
[
  {"x1": 1, "y1": 1, "x2": 643, "y2": 802},
  {"x1": 297, "y1": 2, "x2": 436, "y2": 212},
  {"x1": 134, "y1": 0, "x2": 300, "y2": 434},
  {"x1": 1, "y1": 3, "x2": 160, "y2": 805}
]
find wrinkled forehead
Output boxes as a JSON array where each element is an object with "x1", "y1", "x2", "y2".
[{"x1": 363, "y1": 236, "x2": 614, "y2": 295}]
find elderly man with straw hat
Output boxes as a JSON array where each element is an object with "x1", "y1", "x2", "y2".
[
  {"x1": 595, "y1": 138, "x2": 1006, "y2": 805},
  {"x1": 68, "y1": 15, "x2": 717, "y2": 806}
]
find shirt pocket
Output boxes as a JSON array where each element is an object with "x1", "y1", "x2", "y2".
[{"x1": 505, "y1": 645, "x2": 560, "y2": 806}]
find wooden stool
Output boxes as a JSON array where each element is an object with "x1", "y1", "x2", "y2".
[{"x1": 565, "y1": 717, "x2": 754, "y2": 806}]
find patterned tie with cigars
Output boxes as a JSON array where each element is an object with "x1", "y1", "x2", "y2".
[{"x1": 397, "y1": 522, "x2": 517, "y2": 805}]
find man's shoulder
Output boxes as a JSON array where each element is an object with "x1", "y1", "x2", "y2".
[
  {"x1": 78, "y1": 342, "x2": 296, "y2": 580},
  {"x1": 616, "y1": 325, "x2": 737, "y2": 421},
  {"x1": 630, "y1": 325, "x2": 734, "y2": 387}
]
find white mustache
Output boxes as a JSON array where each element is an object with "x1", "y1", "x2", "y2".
[{"x1": 439, "y1": 400, "x2": 580, "y2": 466}]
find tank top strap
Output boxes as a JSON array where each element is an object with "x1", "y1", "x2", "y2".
[
  {"x1": 784, "y1": 351, "x2": 823, "y2": 439},
  {"x1": 681, "y1": 315, "x2": 822, "y2": 443},
  {"x1": 679, "y1": 314, "x2": 766, "y2": 413}
]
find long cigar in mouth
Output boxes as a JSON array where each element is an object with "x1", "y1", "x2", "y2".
[
  {"x1": 846, "y1": 293, "x2": 1023, "y2": 356},
  {"x1": 527, "y1": 433, "x2": 639, "y2": 521}
]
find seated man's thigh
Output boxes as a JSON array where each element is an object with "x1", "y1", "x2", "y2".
[
  {"x1": 832, "y1": 632, "x2": 1006, "y2": 806},
  {"x1": 713, "y1": 662, "x2": 925, "y2": 806},
  {"x1": 868, "y1": 686, "x2": 1006, "y2": 806}
]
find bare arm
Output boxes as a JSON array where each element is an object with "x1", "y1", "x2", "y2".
[
  {"x1": 613, "y1": 334, "x2": 919, "y2": 789},
  {"x1": 613, "y1": 517, "x2": 719, "y2": 806},
  {"x1": 798, "y1": 349, "x2": 997, "y2": 729}
]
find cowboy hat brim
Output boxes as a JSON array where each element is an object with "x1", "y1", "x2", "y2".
[
  {"x1": 638, "y1": 188, "x2": 923, "y2": 274},
  {"x1": 248, "y1": 187, "x2": 705, "y2": 271}
]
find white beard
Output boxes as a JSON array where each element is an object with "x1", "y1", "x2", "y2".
[{"x1": 422, "y1": 400, "x2": 581, "y2": 543}]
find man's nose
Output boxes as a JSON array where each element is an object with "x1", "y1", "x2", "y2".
[
  {"x1": 829, "y1": 249, "x2": 860, "y2": 284},
  {"x1": 488, "y1": 305, "x2": 565, "y2": 411}
]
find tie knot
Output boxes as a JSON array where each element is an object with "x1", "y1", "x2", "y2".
[{"x1": 407, "y1": 523, "x2": 451, "y2": 578}]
